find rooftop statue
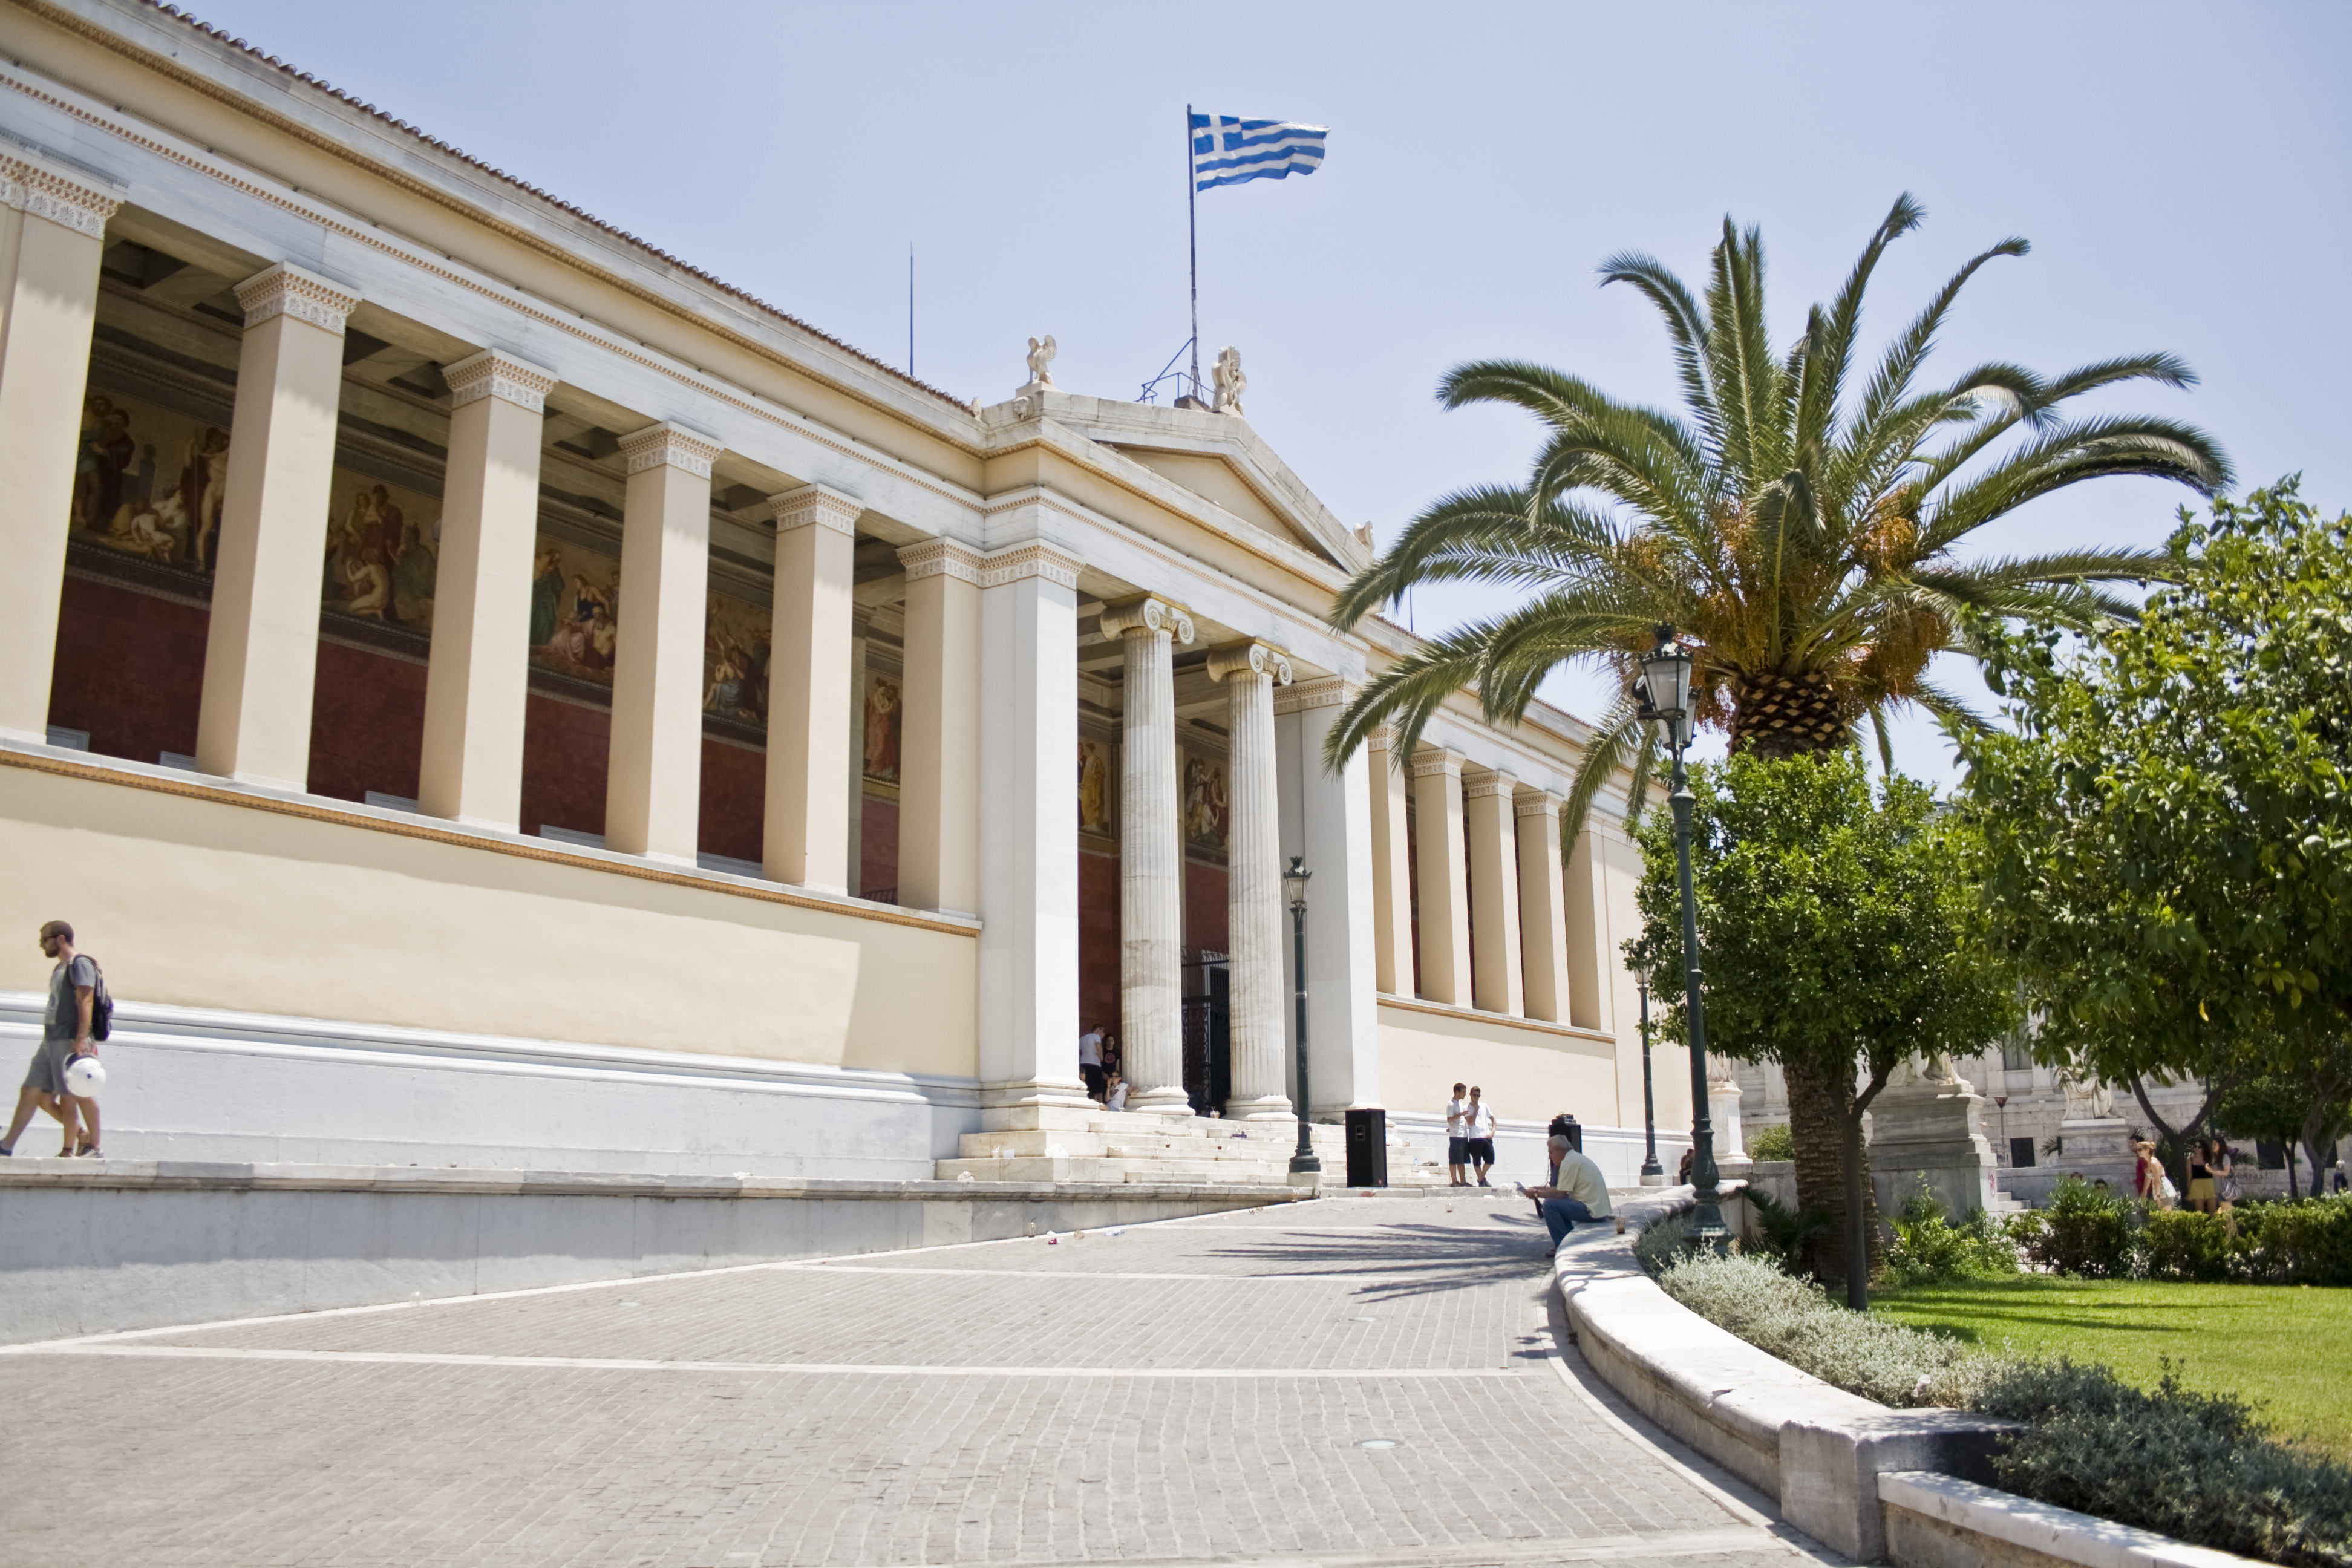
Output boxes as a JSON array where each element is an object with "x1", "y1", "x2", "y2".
[
  {"x1": 1024, "y1": 335, "x2": 1057, "y2": 390},
  {"x1": 1212, "y1": 345, "x2": 1246, "y2": 416}
]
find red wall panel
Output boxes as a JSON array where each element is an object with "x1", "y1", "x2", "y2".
[{"x1": 45, "y1": 575, "x2": 205, "y2": 767}]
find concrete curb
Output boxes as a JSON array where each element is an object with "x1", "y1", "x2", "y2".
[{"x1": 1878, "y1": 1472, "x2": 2261, "y2": 1568}]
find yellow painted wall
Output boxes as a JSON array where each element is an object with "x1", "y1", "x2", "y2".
[
  {"x1": 0, "y1": 763, "x2": 977, "y2": 1079},
  {"x1": 1377, "y1": 1000, "x2": 1619, "y2": 1127}
]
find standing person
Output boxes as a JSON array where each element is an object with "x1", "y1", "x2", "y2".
[
  {"x1": 2, "y1": 921, "x2": 101, "y2": 1158},
  {"x1": 1526, "y1": 1140, "x2": 1615, "y2": 1250},
  {"x1": 2186, "y1": 1138, "x2": 2216, "y2": 1214},
  {"x1": 2131, "y1": 1139, "x2": 2161, "y2": 1204},
  {"x1": 1077, "y1": 1025, "x2": 1107, "y2": 1103},
  {"x1": 1445, "y1": 1082, "x2": 1471, "y2": 1186},
  {"x1": 1465, "y1": 1086, "x2": 1497, "y2": 1186},
  {"x1": 2212, "y1": 1138, "x2": 2241, "y2": 1207}
]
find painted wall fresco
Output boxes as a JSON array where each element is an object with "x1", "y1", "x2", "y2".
[
  {"x1": 70, "y1": 390, "x2": 230, "y2": 570},
  {"x1": 323, "y1": 469, "x2": 441, "y2": 633},
  {"x1": 528, "y1": 538, "x2": 621, "y2": 683},
  {"x1": 1078, "y1": 738, "x2": 1112, "y2": 834},
  {"x1": 861, "y1": 670, "x2": 901, "y2": 785},
  {"x1": 1182, "y1": 750, "x2": 1228, "y2": 852},
  {"x1": 703, "y1": 595, "x2": 769, "y2": 722}
]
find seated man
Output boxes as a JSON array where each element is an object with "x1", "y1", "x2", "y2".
[{"x1": 1523, "y1": 1141, "x2": 1613, "y2": 1250}]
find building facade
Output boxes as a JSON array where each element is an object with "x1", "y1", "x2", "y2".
[{"x1": 0, "y1": 0, "x2": 1690, "y2": 1187}]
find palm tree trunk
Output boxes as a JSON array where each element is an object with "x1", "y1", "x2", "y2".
[{"x1": 1782, "y1": 1055, "x2": 1884, "y2": 1293}]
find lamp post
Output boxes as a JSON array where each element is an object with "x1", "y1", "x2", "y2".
[
  {"x1": 1636, "y1": 625, "x2": 1727, "y2": 1246},
  {"x1": 1637, "y1": 966, "x2": 1664, "y2": 1186},
  {"x1": 1283, "y1": 855, "x2": 1319, "y2": 1176}
]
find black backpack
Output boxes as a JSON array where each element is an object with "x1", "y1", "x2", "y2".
[{"x1": 86, "y1": 958, "x2": 113, "y2": 1042}]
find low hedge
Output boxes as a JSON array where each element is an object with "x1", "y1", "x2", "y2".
[{"x1": 2011, "y1": 1182, "x2": 2352, "y2": 1285}]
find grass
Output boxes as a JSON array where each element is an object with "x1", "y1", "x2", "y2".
[{"x1": 1872, "y1": 1276, "x2": 2352, "y2": 1459}]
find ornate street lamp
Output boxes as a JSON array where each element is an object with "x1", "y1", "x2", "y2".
[
  {"x1": 1635, "y1": 962, "x2": 1665, "y2": 1186},
  {"x1": 1636, "y1": 625, "x2": 1727, "y2": 1245},
  {"x1": 1283, "y1": 855, "x2": 1319, "y2": 1176}
]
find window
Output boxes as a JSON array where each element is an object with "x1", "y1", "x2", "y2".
[
  {"x1": 2001, "y1": 1039, "x2": 2031, "y2": 1073},
  {"x1": 2009, "y1": 1137, "x2": 2036, "y2": 1169}
]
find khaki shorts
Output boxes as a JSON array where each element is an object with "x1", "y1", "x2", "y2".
[{"x1": 22, "y1": 1037, "x2": 82, "y2": 1099}]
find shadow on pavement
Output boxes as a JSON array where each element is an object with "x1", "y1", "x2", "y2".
[{"x1": 1207, "y1": 1211, "x2": 1554, "y2": 1302}]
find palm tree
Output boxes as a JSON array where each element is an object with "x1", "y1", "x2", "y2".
[{"x1": 1324, "y1": 195, "x2": 2229, "y2": 1285}]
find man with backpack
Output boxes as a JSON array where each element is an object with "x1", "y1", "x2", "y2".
[{"x1": 2, "y1": 920, "x2": 105, "y2": 1158}]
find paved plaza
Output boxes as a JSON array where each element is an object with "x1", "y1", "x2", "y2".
[{"x1": 0, "y1": 1197, "x2": 1832, "y2": 1568}]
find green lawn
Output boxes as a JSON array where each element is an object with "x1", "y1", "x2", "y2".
[{"x1": 1872, "y1": 1276, "x2": 2352, "y2": 1459}]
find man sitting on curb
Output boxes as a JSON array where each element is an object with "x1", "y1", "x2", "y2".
[{"x1": 1524, "y1": 1135, "x2": 1613, "y2": 1250}]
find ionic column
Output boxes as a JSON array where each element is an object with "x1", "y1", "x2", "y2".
[
  {"x1": 0, "y1": 151, "x2": 120, "y2": 742},
  {"x1": 764, "y1": 484, "x2": 860, "y2": 892},
  {"x1": 1515, "y1": 789, "x2": 1572, "y2": 1024},
  {"x1": 1278, "y1": 677, "x2": 1382, "y2": 1116},
  {"x1": 896, "y1": 540, "x2": 982, "y2": 915},
  {"x1": 1465, "y1": 770, "x2": 1526, "y2": 1016},
  {"x1": 1367, "y1": 725, "x2": 1414, "y2": 996},
  {"x1": 604, "y1": 422, "x2": 721, "y2": 862},
  {"x1": 1564, "y1": 825, "x2": 1613, "y2": 1033},
  {"x1": 1209, "y1": 640, "x2": 1293, "y2": 1121},
  {"x1": 195, "y1": 264, "x2": 363, "y2": 788},
  {"x1": 975, "y1": 539, "x2": 1091, "y2": 1121},
  {"x1": 1410, "y1": 747, "x2": 1471, "y2": 1005},
  {"x1": 417, "y1": 349, "x2": 558, "y2": 828},
  {"x1": 1100, "y1": 592, "x2": 1194, "y2": 1116}
]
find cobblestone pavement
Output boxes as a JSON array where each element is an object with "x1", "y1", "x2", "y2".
[{"x1": 0, "y1": 1195, "x2": 1837, "y2": 1568}]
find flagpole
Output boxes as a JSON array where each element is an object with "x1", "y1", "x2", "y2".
[{"x1": 1186, "y1": 103, "x2": 1200, "y2": 400}]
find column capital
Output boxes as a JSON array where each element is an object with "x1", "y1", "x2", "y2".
[
  {"x1": 1098, "y1": 593, "x2": 1194, "y2": 645},
  {"x1": 619, "y1": 422, "x2": 722, "y2": 479},
  {"x1": 1206, "y1": 639, "x2": 1293, "y2": 687},
  {"x1": 1410, "y1": 746, "x2": 1465, "y2": 780},
  {"x1": 1463, "y1": 769, "x2": 1519, "y2": 802},
  {"x1": 897, "y1": 538, "x2": 985, "y2": 586},
  {"x1": 770, "y1": 483, "x2": 863, "y2": 537},
  {"x1": 234, "y1": 263, "x2": 361, "y2": 335},
  {"x1": 981, "y1": 541, "x2": 1082, "y2": 590},
  {"x1": 445, "y1": 348, "x2": 557, "y2": 414},
  {"x1": 1275, "y1": 675, "x2": 1356, "y2": 715},
  {"x1": 0, "y1": 152, "x2": 122, "y2": 239},
  {"x1": 1514, "y1": 787, "x2": 1565, "y2": 820}
]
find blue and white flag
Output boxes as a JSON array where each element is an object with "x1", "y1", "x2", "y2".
[{"x1": 1191, "y1": 114, "x2": 1328, "y2": 191}]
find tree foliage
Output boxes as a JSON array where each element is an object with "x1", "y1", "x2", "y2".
[
  {"x1": 1958, "y1": 483, "x2": 2352, "y2": 1152},
  {"x1": 1632, "y1": 750, "x2": 2019, "y2": 1287}
]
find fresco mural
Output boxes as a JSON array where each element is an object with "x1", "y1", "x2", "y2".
[
  {"x1": 704, "y1": 593, "x2": 768, "y2": 722},
  {"x1": 1078, "y1": 738, "x2": 1112, "y2": 834},
  {"x1": 1182, "y1": 751, "x2": 1228, "y2": 852},
  {"x1": 862, "y1": 670, "x2": 901, "y2": 785},
  {"x1": 322, "y1": 469, "x2": 441, "y2": 632},
  {"x1": 69, "y1": 390, "x2": 230, "y2": 571},
  {"x1": 528, "y1": 538, "x2": 621, "y2": 682}
]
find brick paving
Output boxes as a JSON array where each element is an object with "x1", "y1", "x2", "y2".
[{"x1": 0, "y1": 1195, "x2": 1835, "y2": 1567}]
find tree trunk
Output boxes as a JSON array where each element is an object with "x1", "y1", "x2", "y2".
[
  {"x1": 1727, "y1": 670, "x2": 1850, "y2": 760},
  {"x1": 1783, "y1": 1056, "x2": 1884, "y2": 1292}
]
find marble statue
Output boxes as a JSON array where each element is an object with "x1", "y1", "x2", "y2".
[
  {"x1": 2063, "y1": 1072, "x2": 2117, "y2": 1121},
  {"x1": 1024, "y1": 335, "x2": 1057, "y2": 389},
  {"x1": 1212, "y1": 345, "x2": 1245, "y2": 416}
]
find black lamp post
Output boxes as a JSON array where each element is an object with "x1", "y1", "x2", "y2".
[
  {"x1": 1636, "y1": 625, "x2": 1727, "y2": 1246},
  {"x1": 1636, "y1": 965, "x2": 1664, "y2": 1185},
  {"x1": 1283, "y1": 855, "x2": 1319, "y2": 1175}
]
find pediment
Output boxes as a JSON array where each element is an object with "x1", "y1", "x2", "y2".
[{"x1": 1106, "y1": 445, "x2": 1326, "y2": 558}]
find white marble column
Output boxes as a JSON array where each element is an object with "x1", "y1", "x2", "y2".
[
  {"x1": 0, "y1": 150, "x2": 119, "y2": 743},
  {"x1": 1367, "y1": 725, "x2": 1415, "y2": 997},
  {"x1": 975, "y1": 538, "x2": 1091, "y2": 1123},
  {"x1": 1515, "y1": 789, "x2": 1573, "y2": 1025},
  {"x1": 196, "y1": 264, "x2": 362, "y2": 788},
  {"x1": 417, "y1": 349, "x2": 557, "y2": 829},
  {"x1": 605, "y1": 422, "x2": 720, "y2": 862},
  {"x1": 896, "y1": 539, "x2": 982, "y2": 915},
  {"x1": 1278, "y1": 678, "x2": 1383, "y2": 1116},
  {"x1": 1100, "y1": 593, "x2": 1194, "y2": 1116},
  {"x1": 1411, "y1": 747, "x2": 1471, "y2": 1005},
  {"x1": 1465, "y1": 770, "x2": 1525, "y2": 1016},
  {"x1": 764, "y1": 483, "x2": 860, "y2": 892},
  {"x1": 1209, "y1": 640, "x2": 1293, "y2": 1121}
]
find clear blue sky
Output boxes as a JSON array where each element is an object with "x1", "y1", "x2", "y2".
[{"x1": 188, "y1": 1, "x2": 2350, "y2": 783}]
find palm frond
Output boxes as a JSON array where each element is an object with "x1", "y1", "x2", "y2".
[
  {"x1": 1596, "y1": 250, "x2": 1717, "y2": 445},
  {"x1": 1560, "y1": 691, "x2": 1655, "y2": 848}
]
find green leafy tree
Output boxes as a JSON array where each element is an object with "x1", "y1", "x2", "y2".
[
  {"x1": 1318, "y1": 196, "x2": 2225, "y2": 1246},
  {"x1": 1630, "y1": 750, "x2": 2017, "y2": 1301},
  {"x1": 1961, "y1": 483, "x2": 2352, "y2": 1182},
  {"x1": 2218, "y1": 1059, "x2": 2352, "y2": 1198}
]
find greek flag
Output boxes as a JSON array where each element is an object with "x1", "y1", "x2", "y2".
[{"x1": 1191, "y1": 114, "x2": 1328, "y2": 191}]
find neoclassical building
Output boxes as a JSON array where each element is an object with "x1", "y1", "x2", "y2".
[{"x1": 0, "y1": 0, "x2": 1686, "y2": 1184}]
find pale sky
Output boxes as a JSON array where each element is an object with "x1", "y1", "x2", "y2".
[{"x1": 189, "y1": 1, "x2": 2351, "y2": 784}]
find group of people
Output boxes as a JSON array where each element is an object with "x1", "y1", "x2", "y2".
[
  {"x1": 1443, "y1": 1083, "x2": 1498, "y2": 1185},
  {"x1": 2133, "y1": 1135, "x2": 2242, "y2": 1212},
  {"x1": 1442, "y1": 1082, "x2": 1614, "y2": 1249},
  {"x1": 2, "y1": 921, "x2": 103, "y2": 1159},
  {"x1": 1077, "y1": 1025, "x2": 1129, "y2": 1112}
]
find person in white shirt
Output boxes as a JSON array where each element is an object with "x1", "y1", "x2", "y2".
[
  {"x1": 1103, "y1": 1070, "x2": 1129, "y2": 1113},
  {"x1": 1465, "y1": 1086, "x2": 1498, "y2": 1186},
  {"x1": 1444, "y1": 1082, "x2": 1471, "y2": 1186},
  {"x1": 1078, "y1": 1026, "x2": 1106, "y2": 1102},
  {"x1": 1526, "y1": 1144, "x2": 1613, "y2": 1249}
]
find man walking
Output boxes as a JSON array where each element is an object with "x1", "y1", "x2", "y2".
[
  {"x1": 2, "y1": 920, "x2": 101, "y2": 1158},
  {"x1": 1526, "y1": 1138, "x2": 1613, "y2": 1250},
  {"x1": 1465, "y1": 1085, "x2": 1497, "y2": 1186},
  {"x1": 1445, "y1": 1082, "x2": 1471, "y2": 1186}
]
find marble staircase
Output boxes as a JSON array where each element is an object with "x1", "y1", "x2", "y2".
[{"x1": 936, "y1": 1111, "x2": 1451, "y2": 1189}]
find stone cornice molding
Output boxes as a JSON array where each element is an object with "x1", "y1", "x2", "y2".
[
  {"x1": 1410, "y1": 747, "x2": 1465, "y2": 780},
  {"x1": 897, "y1": 538, "x2": 985, "y2": 587},
  {"x1": 1514, "y1": 788, "x2": 1564, "y2": 820},
  {"x1": 1463, "y1": 771, "x2": 1520, "y2": 802},
  {"x1": 233, "y1": 261, "x2": 361, "y2": 335},
  {"x1": 769, "y1": 483, "x2": 863, "y2": 537},
  {"x1": 1368, "y1": 722, "x2": 1401, "y2": 750},
  {"x1": 980, "y1": 542, "x2": 1082, "y2": 592},
  {"x1": 443, "y1": 348, "x2": 558, "y2": 414},
  {"x1": 619, "y1": 422, "x2": 723, "y2": 480},
  {"x1": 1273, "y1": 676, "x2": 1354, "y2": 716},
  {"x1": 1206, "y1": 640, "x2": 1295, "y2": 688},
  {"x1": 1098, "y1": 594, "x2": 1195, "y2": 646},
  {"x1": 0, "y1": 149, "x2": 121, "y2": 238}
]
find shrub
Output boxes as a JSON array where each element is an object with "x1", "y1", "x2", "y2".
[
  {"x1": 1631, "y1": 1212, "x2": 1695, "y2": 1278},
  {"x1": 2017, "y1": 1175, "x2": 2140, "y2": 1278},
  {"x1": 1747, "y1": 1122, "x2": 1795, "y2": 1161},
  {"x1": 2142, "y1": 1206, "x2": 2239, "y2": 1282},
  {"x1": 2235, "y1": 1194, "x2": 2352, "y2": 1287},
  {"x1": 1974, "y1": 1357, "x2": 2352, "y2": 1568},
  {"x1": 1887, "y1": 1184, "x2": 2022, "y2": 1285},
  {"x1": 2009, "y1": 1186, "x2": 2352, "y2": 1285},
  {"x1": 1743, "y1": 1187, "x2": 1832, "y2": 1275},
  {"x1": 1655, "y1": 1248, "x2": 1993, "y2": 1408}
]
